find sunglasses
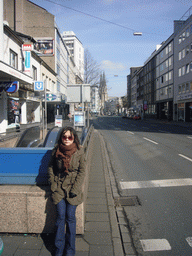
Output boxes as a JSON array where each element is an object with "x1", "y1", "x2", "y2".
[{"x1": 62, "y1": 135, "x2": 74, "y2": 141}]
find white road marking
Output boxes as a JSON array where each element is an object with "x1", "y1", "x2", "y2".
[
  {"x1": 179, "y1": 154, "x2": 192, "y2": 162},
  {"x1": 187, "y1": 136, "x2": 192, "y2": 139},
  {"x1": 140, "y1": 239, "x2": 171, "y2": 252},
  {"x1": 127, "y1": 131, "x2": 134, "y2": 135},
  {"x1": 158, "y1": 130, "x2": 166, "y2": 133},
  {"x1": 186, "y1": 237, "x2": 192, "y2": 247},
  {"x1": 143, "y1": 137, "x2": 158, "y2": 145},
  {"x1": 120, "y1": 178, "x2": 192, "y2": 189}
]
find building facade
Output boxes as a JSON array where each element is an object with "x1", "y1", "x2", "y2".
[
  {"x1": 174, "y1": 15, "x2": 192, "y2": 122},
  {"x1": 62, "y1": 31, "x2": 84, "y2": 83}
]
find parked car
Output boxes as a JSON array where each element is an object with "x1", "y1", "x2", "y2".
[{"x1": 133, "y1": 114, "x2": 141, "y2": 120}]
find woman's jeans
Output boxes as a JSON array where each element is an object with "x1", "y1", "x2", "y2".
[{"x1": 55, "y1": 199, "x2": 77, "y2": 256}]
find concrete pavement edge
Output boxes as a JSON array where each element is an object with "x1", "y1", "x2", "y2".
[{"x1": 97, "y1": 130, "x2": 124, "y2": 256}]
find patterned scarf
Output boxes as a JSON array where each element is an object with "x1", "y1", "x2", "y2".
[{"x1": 55, "y1": 142, "x2": 77, "y2": 174}]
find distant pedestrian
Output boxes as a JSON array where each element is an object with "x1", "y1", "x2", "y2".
[
  {"x1": 48, "y1": 126, "x2": 86, "y2": 256},
  {"x1": 68, "y1": 113, "x2": 72, "y2": 122}
]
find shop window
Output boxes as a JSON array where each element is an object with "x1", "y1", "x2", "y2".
[{"x1": 10, "y1": 49, "x2": 18, "y2": 69}]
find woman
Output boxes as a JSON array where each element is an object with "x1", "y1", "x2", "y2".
[{"x1": 48, "y1": 126, "x2": 86, "y2": 256}]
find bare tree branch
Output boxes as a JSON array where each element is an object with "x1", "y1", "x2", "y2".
[{"x1": 84, "y1": 49, "x2": 100, "y2": 85}]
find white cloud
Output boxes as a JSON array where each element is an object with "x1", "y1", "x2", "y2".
[{"x1": 101, "y1": 60, "x2": 127, "y2": 71}]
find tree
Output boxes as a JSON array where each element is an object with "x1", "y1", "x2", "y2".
[{"x1": 84, "y1": 49, "x2": 100, "y2": 85}]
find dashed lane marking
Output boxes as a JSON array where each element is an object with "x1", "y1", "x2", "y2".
[
  {"x1": 186, "y1": 237, "x2": 192, "y2": 247},
  {"x1": 143, "y1": 137, "x2": 158, "y2": 145},
  {"x1": 179, "y1": 154, "x2": 192, "y2": 162},
  {"x1": 187, "y1": 136, "x2": 192, "y2": 139},
  {"x1": 140, "y1": 239, "x2": 171, "y2": 252},
  {"x1": 120, "y1": 178, "x2": 192, "y2": 189},
  {"x1": 127, "y1": 131, "x2": 134, "y2": 135}
]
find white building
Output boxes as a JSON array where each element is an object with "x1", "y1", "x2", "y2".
[{"x1": 62, "y1": 31, "x2": 84, "y2": 83}]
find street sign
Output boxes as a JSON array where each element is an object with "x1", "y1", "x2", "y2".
[
  {"x1": 47, "y1": 93, "x2": 57, "y2": 101},
  {"x1": 34, "y1": 81, "x2": 44, "y2": 91}
]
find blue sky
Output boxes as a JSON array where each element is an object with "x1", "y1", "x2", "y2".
[{"x1": 31, "y1": 0, "x2": 192, "y2": 97}]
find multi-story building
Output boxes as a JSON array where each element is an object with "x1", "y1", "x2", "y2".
[
  {"x1": 155, "y1": 36, "x2": 174, "y2": 120},
  {"x1": 3, "y1": 0, "x2": 73, "y2": 120},
  {"x1": 62, "y1": 31, "x2": 84, "y2": 83},
  {"x1": 127, "y1": 8, "x2": 192, "y2": 122},
  {"x1": 174, "y1": 13, "x2": 192, "y2": 122},
  {"x1": 0, "y1": 24, "x2": 56, "y2": 133}
]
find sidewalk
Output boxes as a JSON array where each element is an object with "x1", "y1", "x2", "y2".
[{"x1": 0, "y1": 129, "x2": 136, "y2": 256}]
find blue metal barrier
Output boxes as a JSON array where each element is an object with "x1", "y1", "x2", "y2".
[{"x1": 0, "y1": 148, "x2": 53, "y2": 185}]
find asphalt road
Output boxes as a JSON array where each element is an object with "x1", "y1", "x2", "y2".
[{"x1": 91, "y1": 116, "x2": 192, "y2": 256}]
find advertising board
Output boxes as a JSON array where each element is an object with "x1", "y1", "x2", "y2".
[
  {"x1": 34, "y1": 38, "x2": 54, "y2": 56},
  {"x1": 74, "y1": 112, "x2": 85, "y2": 127}
]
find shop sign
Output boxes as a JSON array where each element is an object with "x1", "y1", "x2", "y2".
[
  {"x1": 22, "y1": 44, "x2": 33, "y2": 51},
  {"x1": 25, "y1": 51, "x2": 31, "y2": 71},
  {"x1": 0, "y1": 81, "x2": 19, "y2": 93},
  {"x1": 47, "y1": 93, "x2": 57, "y2": 101}
]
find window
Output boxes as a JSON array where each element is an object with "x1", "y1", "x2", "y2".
[
  {"x1": 178, "y1": 68, "x2": 182, "y2": 77},
  {"x1": 186, "y1": 64, "x2": 190, "y2": 74},
  {"x1": 186, "y1": 45, "x2": 190, "y2": 55},
  {"x1": 186, "y1": 83, "x2": 189, "y2": 92},
  {"x1": 168, "y1": 43, "x2": 172, "y2": 52},
  {"x1": 186, "y1": 27, "x2": 190, "y2": 37},
  {"x1": 182, "y1": 66, "x2": 185, "y2": 76},
  {"x1": 160, "y1": 51, "x2": 164, "y2": 59},
  {"x1": 179, "y1": 34, "x2": 182, "y2": 44},
  {"x1": 10, "y1": 49, "x2": 18, "y2": 69},
  {"x1": 190, "y1": 62, "x2": 192, "y2": 71},
  {"x1": 161, "y1": 76, "x2": 164, "y2": 83},
  {"x1": 182, "y1": 49, "x2": 185, "y2": 58},
  {"x1": 178, "y1": 85, "x2": 181, "y2": 94},
  {"x1": 32, "y1": 65, "x2": 37, "y2": 80},
  {"x1": 190, "y1": 82, "x2": 192, "y2": 91},
  {"x1": 169, "y1": 57, "x2": 172, "y2": 66},
  {"x1": 165, "y1": 73, "x2": 168, "y2": 81},
  {"x1": 182, "y1": 32, "x2": 185, "y2": 41},
  {"x1": 179, "y1": 51, "x2": 182, "y2": 60},
  {"x1": 169, "y1": 71, "x2": 172, "y2": 80},
  {"x1": 182, "y1": 84, "x2": 185, "y2": 93},
  {"x1": 160, "y1": 63, "x2": 164, "y2": 71}
]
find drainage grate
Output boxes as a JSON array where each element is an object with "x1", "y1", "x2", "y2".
[{"x1": 114, "y1": 196, "x2": 140, "y2": 207}]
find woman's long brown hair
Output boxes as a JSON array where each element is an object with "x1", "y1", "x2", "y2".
[{"x1": 57, "y1": 126, "x2": 80, "y2": 150}]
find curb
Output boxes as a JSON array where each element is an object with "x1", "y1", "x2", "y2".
[
  {"x1": 98, "y1": 130, "x2": 137, "y2": 256},
  {"x1": 98, "y1": 130, "x2": 124, "y2": 256}
]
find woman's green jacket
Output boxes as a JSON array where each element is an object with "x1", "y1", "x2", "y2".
[{"x1": 47, "y1": 145, "x2": 86, "y2": 205}]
